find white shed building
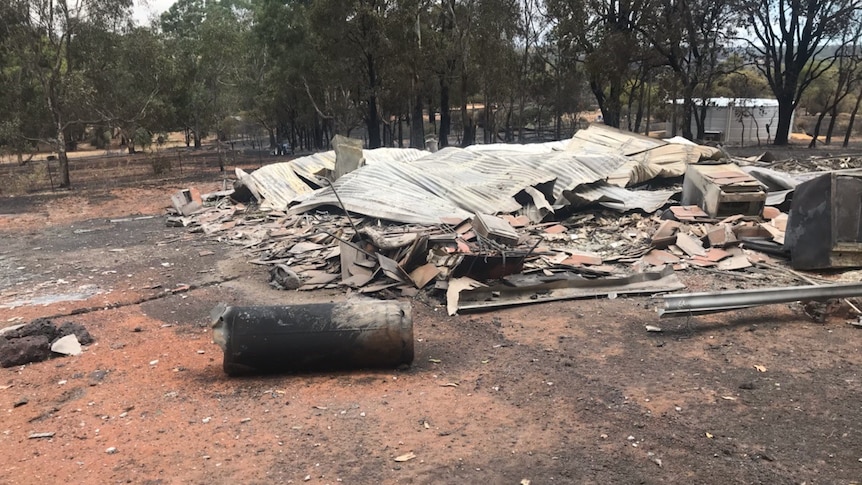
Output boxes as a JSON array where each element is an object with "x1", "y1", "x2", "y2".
[{"x1": 670, "y1": 97, "x2": 788, "y2": 146}]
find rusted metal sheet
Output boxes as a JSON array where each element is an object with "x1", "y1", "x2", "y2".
[{"x1": 453, "y1": 267, "x2": 685, "y2": 313}]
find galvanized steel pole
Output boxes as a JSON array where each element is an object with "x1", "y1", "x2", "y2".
[{"x1": 657, "y1": 282, "x2": 862, "y2": 318}]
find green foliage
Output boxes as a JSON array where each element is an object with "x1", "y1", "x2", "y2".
[
  {"x1": 134, "y1": 127, "x2": 153, "y2": 151},
  {"x1": 712, "y1": 66, "x2": 772, "y2": 99}
]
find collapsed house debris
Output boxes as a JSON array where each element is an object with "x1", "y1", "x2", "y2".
[
  {"x1": 0, "y1": 319, "x2": 93, "y2": 367},
  {"x1": 170, "y1": 188, "x2": 203, "y2": 216},
  {"x1": 450, "y1": 267, "x2": 685, "y2": 314},
  {"x1": 166, "y1": 124, "x2": 862, "y2": 318}
]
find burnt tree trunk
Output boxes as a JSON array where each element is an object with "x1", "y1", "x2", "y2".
[
  {"x1": 844, "y1": 85, "x2": 862, "y2": 148},
  {"x1": 410, "y1": 85, "x2": 425, "y2": 149},
  {"x1": 773, "y1": 93, "x2": 795, "y2": 146},
  {"x1": 460, "y1": 67, "x2": 475, "y2": 147},
  {"x1": 439, "y1": 76, "x2": 451, "y2": 147},
  {"x1": 366, "y1": 53, "x2": 381, "y2": 148},
  {"x1": 808, "y1": 110, "x2": 828, "y2": 148},
  {"x1": 825, "y1": 106, "x2": 838, "y2": 145}
]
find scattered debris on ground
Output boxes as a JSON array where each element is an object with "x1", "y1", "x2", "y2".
[{"x1": 0, "y1": 318, "x2": 93, "y2": 367}]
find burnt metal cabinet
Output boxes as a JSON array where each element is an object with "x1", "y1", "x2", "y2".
[
  {"x1": 785, "y1": 172, "x2": 862, "y2": 269},
  {"x1": 681, "y1": 163, "x2": 766, "y2": 218}
]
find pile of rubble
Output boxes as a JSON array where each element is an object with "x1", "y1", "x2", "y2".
[
  {"x1": 0, "y1": 319, "x2": 93, "y2": 367},
  {"x1": 166, "y1": 125, "x2": 862, "y2": 316}
]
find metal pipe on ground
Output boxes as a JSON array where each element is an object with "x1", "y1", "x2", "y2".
[
  {"x1": 211, "y1": 301, "x2": 413, "y2": 376},
  {"x1": 657, "y1": 282, "x2": 862, "y2": 318}
]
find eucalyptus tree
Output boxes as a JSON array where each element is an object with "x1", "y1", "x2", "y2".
[
  {"x1": 532, "y1": 15, "x2": 586, "y2": 140},
  {"x1": 643, "y1": 0, "x2": 735, "y2": 140},
  {"x1": 4, "y1": 0, "x2": 134, "y2": 187},
  {"x1": 76, "y1": 25, "x2": 170, "y2": 153},
  {"x1": 305, "y1": 0, "x2": 397, "y2": 148},
  {"x1": 0, "y1": 1, "x2": 49, "y2": 164},
  {"x1": 546, "y1": 0, "x2": 650, "y2": 128},
  {"x1": 738, "y1": 0, "x2": 862, "y2": 145},
  {"x1": 382, "y1": 0, "x2": 434, "y2": 148},
  {"x1": 161, "y1": 0, "x2": 246, "y2": 149},
  {"x1": 818, "y1": 21, "x2": 862, "y2": 145},
  {"x1": 805, "y1": 30, "x2": 862, "y2": 147},
  {"x1": 244, "y1": 0, "x2": 293, "y2": 148},
  {"x1": 476, "y1": 0, "x2": 521, "y2": 143}
]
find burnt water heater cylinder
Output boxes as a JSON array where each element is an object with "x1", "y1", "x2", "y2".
[{"x1": 211, "y1": 301, "x2": 413, "y2": 376}]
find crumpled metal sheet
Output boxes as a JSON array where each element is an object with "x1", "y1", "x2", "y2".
[
  {"x1": 455, "y1": 266, "x2": 685, "y2": 312},
  {"x1": 740, "y1": 166, "x2": 856, "y2": 206},
  {"x1": 239, "y1": 148, "x2": 429, "y2": 211},
  {"x1": 290, "y1": 160, "x2": 474, "y2": 224},
  {"x1": 566, "y1": 182, "x2": 677, "y2": 213},
  {"x1": 566, "y1": 124, "x2": 667, "y2": 156},
  {"x1": 608, "y1": 141, "x2": 723, "y2": 187},
  {"x1": 465, "y1": 140, "x2": 569, "y2": 153},
  {"x1": 237, "y1": 164, "x2": 316, "y2": 211},
  {"x1": 287, "y1": 151, "x2": 336, "y2": 185},
  {"x1": 245, "y1": 130, "x2": 716, "y2": 222},
  {"x1": 291, "y1": 147, "x2": 630, "y2": 223},
  {"x1": 742, "y1": 166, "x2": 800, "y2": 205}
]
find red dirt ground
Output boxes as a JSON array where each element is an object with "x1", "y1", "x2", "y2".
[{"x1": 1, "y1": 152, "x2": 862, "y2": 484}]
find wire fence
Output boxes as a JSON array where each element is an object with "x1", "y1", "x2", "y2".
[{"x1": 0, "y1": 148, "x2": 284, "y2": 195}]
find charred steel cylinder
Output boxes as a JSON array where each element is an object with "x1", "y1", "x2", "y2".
[{"x1": 211, "y1": 301, "x2": 413, "y2": 376}]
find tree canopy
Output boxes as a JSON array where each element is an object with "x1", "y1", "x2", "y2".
[{"x1": 3, "y1": 0, "x2": 862, "y2": 185}]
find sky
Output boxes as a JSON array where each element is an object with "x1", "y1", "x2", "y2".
[{"x1": 132, "y1": 0, "x2": 176, "y2": 26}]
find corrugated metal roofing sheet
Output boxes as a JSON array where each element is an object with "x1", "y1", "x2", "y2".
[
  {"x1": 238, "y1": 148, "x2": 428, "y2": 211},
  {"x1": 465, "y1": 140, "x2": 569, "y2": 153},
  {"x1": 568, "y1": 182, "x2": 677, "y2": 213},
  {"x1": 238, "y1": 163, "x2": 315, "y2": 211},
  {"x1": 566, "y1": 124, "x2": 667, "y2": 156},
  {"x1": 290, "y1": 160, "x2": 473, "y2": 224},
  {"x1": 242, "y1": 128, "x2": 708, "y2": 223},
  {"x1": 288, "y1": 151, "x2": 336, "y2": 184},
  {"x1": 290, "y1": 147, "x2": 630, "y2": 223}
]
